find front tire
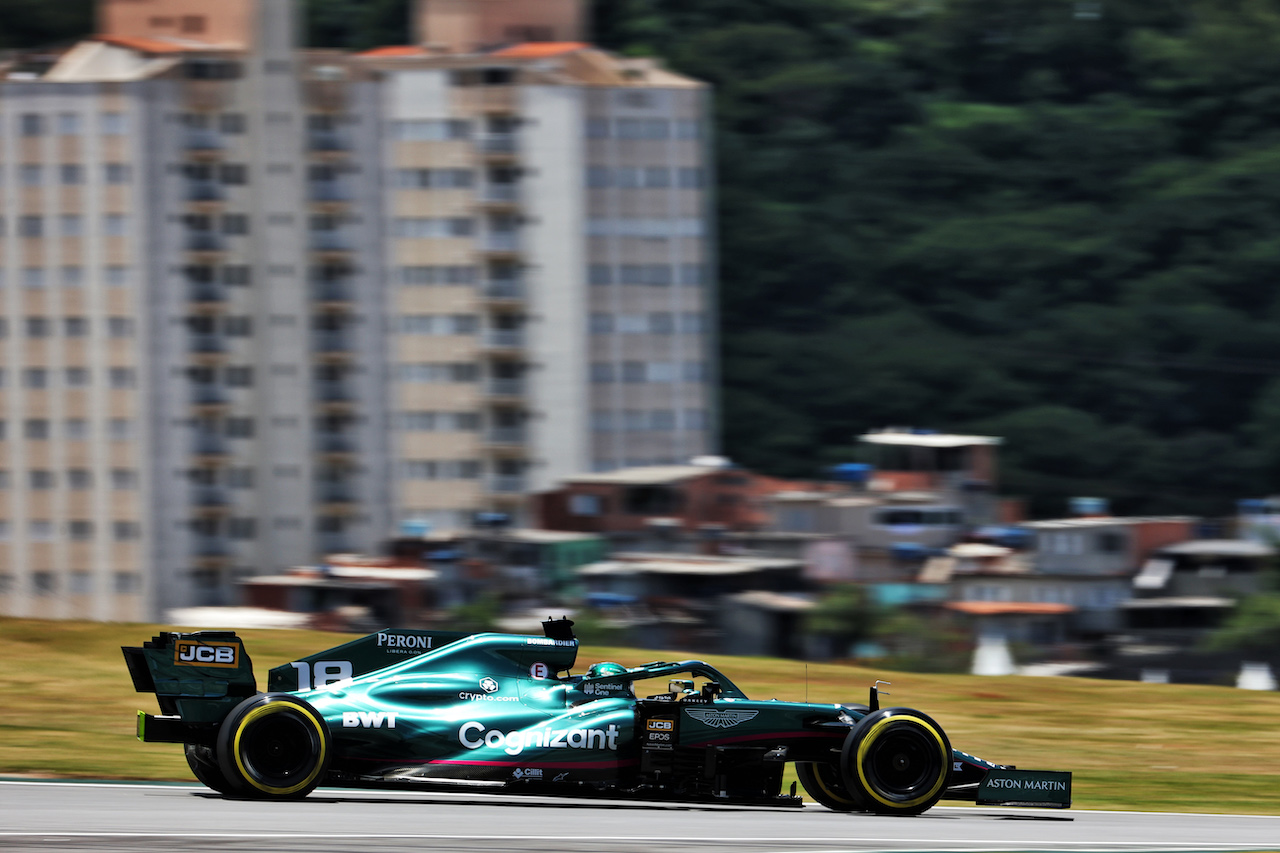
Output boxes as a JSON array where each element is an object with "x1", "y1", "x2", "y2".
[
  {"x1": 797, "y1": 761, "x2": 865, "y2": 811},
  {"x1": 216, "y1": 693, "x2": 331, "y2": 800},
  {"x1": 840, "y1": 707, "x2": 950, "y2": 816}
]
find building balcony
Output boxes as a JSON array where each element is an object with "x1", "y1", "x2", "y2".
[
  {"x1": 483, "y1": 328, "x2": 524, "y2": 351},
  {"x1": 309, "y1": 181, "x2": 352, "y2": 207},
  {"x1": 318, "y1": 532, "x2": 355, "y2": 555},
  {"x1": 313, "y1": 279, "x2": 355, "y2": 305},
  {"x1": 310, "y1": 231, "x2": 354, "y2": 255},
  {"x1": 486, "y1": 377, "x2": 526, "y2": 398},
  {"x1": 314, "y1": 329, "x2": 355, "y2": 358},
  {"x1": 479, "y1": 134, "x2": 517, "y2": 158},
  {"x1": 487, "y1": 474, "x2": 526, "y2": 495},
  {"x1": 185, "y1": 231, "x2": 226, "y2": 254},
  {"x1": 485, "y1": 426, "x2": 527, "y2": 446},
  {"x1": 317, "y1": 483, "x2": 359, "y2": 507},
  {"x1": 482, "y1": 232, "x2": 520, "y2": 255},
  {"x1": 190, "y1": 384, "x2": 230, "y2": 410},
  {"x1": 315, "y1": 381, "x2": 356, "y2": 408},
  {"x1": 190, "y1": 333, "x2": 228, "y2": 361},
  {"x1": 186, "y1": 181, "x2": 226, "y2": 205},
  {"x1": 316, "y1": 433, "x2": 357, "y2": 456},
  {"x1": 192, "y1": 432, "x2": 229, "y2": 460},
  {"x1": 192, "y1": 486, "x2": 231, "y2": 512},
  {"x1": 309, "y1": 131, "x2": 350, "y2": 158},
  {"x1": 192, "y1": 536, "x2": 231, "y2": 562},
  {"x1": 483, "y1": 278, "x2": 523, "y2": 301},
  {"x1": 185, "y1": 130, "x2": 225, "y2": 159},
  {"x1": 190, "y1": 281, "x2": 229, "y2": 309},
  {"x1": 480, "y1": 183, "x2": 519, "y2": 207}
]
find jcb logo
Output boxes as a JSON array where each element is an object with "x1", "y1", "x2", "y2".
[
  {"x1": 647, "y1": 719, "x2": 673, "y2": 732},
  {"x1": 174, "y1": 641, "x2": 239, "y2": 668}
]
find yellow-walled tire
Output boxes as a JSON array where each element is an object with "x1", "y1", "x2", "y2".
[
  {"x1": 797, "y1": 761, "x2": 866, "y2": 812},
  {"x1": 839, "y1": 707, "x2": 950, "y2": 816},
  {"x1": 216, "y1": 693, "x2": 331, "y2": 800}
]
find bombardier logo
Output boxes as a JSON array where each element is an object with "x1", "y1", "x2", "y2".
[
  {"x1": 342, "y1": 711, "x2": 397, "y2": 729},
  {"x1": 173, "y1": 641, "x2": 239, "y2": 668},
  {"x1": 684, "y1": 707, "x2": 759, "y2": 729}
]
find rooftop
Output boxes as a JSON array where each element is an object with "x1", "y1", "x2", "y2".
[
  {"x1": 1022, "y1": 516, "x2": 1196, "y2": 530},
  {"x1": 561, "y1": 464, "x2": 724, "y2": 487},
  {"x1": 578, "y1": 553, "x2": 799, "y2": 577},
  {"x1": 1157, "y1": 539, "x2": 1275, "y2": 557},
  {"x1": 946, "y1": 601, "x2": 1075, "y2": 616},
  {"x1": 859, "y1": 430, "x2": 1003, "y2": 449}
]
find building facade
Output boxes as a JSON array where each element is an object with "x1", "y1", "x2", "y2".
[{"x1": 0, "y1": 0, "x2": 716, "y2": 619}]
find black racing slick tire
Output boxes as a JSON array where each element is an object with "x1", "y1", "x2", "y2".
[
  {"x1": 216, "y1": 693, "x2": 331, "y2": 800},
  {"x1": 839, "y1": 707, "x2": 951, "y2": 816},
  {"x1": 797, "y1": 761, "x2": 865, "y2": 812},
  {"x1": 185, "y1": 744, "x2": 235, "y2": 795}
]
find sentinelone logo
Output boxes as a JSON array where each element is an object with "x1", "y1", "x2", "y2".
[{"x1": 173, "y1": 640, "x2": 239, "y2": 668}]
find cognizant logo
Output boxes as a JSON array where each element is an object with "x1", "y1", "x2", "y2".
[{"x1": 458, "y1": 722, "x2": 620, "y2": 755}]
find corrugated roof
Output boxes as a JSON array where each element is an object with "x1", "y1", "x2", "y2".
[
  {"x1": 1022, "y1": 516, "x2": 1196, "y2": 530},
  {"x1": 1158, "y1": 539, "x2": 1274, "y2": 557},
  {"x1": 579, "y1": 554, "x2": 799, "y2": 577},
  {"x1": 725, "y1": 590, "x2": 816, "y2": 612},
  {"x1": 563, "y1": 464, "x2": 718, "y2": 486},
  {"x1": 94, "y1": 34, "x2": 214, "y2": 54},
  {"x1": 356, "y1": 45, "x2": 426, "y2": 58},
  {"x1": 946, "y1": 601, "x2": 1075, "y2": 615},
  {"x1": 860, "y1": 430, "x2": 1002, "y2": 448},
  {"x1": 490, "y1": 41, "x2": 589, "y2": 59},
  {"x1": 1122, "y1": 596, "x2": 1234, "y2": 609}
]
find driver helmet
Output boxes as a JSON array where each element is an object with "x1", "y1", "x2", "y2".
[{"x1": 586, "y1": 661, "x2": 627, "y2": 678}]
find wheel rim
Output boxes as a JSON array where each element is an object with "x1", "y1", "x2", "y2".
[
  {"x1": 861, "y1": 721, "x2": 943, "y2": 802},
  {"x1": 241, "y1": 711, "x2": 319, "y2": 787}
]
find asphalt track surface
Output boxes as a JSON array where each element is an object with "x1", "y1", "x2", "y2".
[{"x1": 2, "y1": 780, "x2": 1278, "y2": 853}]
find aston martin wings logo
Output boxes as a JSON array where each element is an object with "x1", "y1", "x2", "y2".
[{"x1": 684, "y1": 707, "x2": 759, "y2": 729}]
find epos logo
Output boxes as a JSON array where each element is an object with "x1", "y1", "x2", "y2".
[{"x1": 173, "y1": 641, "x2": 239, "y2": 668}]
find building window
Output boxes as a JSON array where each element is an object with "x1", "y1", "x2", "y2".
[
  {"x1": 25, "y1": 317, "x2": 51, "y2": 337},
  {"x1": 588, "y1": 264, "x2": 612, "y2": 286},
  {"x1": 180, "y1": 15, "x2": 206, "y2": 34},
  {"x1": 590, "y1": 363, "x2": 614, "y2": 383},
  {"x1": 227, "y1": 417, "x2": 255, "y2": 438},
  {"x1": 70, "y1": 571, "x2": 93, "y2": 594},
  {"x1": 108, "y1": 317, "x2": 135, "y2": 337},
  {"x1": 65, "y1": 367, "x2": 91, "y2": 387},
  {"x1": 219, "y1": 163, "x2": 248, "y2": 184},
  {"x1": 23, "y1": 369, "x2": 49, "y2": 389},
  {"x1": 221, "y1": 214, "x2": 250, "y2": 235},
  {"x1": 62, "y1": 266, "x2": 84, "y2": 287},
  {"x1": 33, "y1": 571, "x2": 56, "y2": 595},
  {"x1": 104, "y1": 163, "x2": 132, "y2": 184},
  {"x1": 223, "y1": 265, "x2": 252, "y2": 286},
  {"x1": 111, "y1": 469, "x2": 138, "y2": 489},
  {"x1": 60, "y1": 164, "x2": 85, "y2": 185},
  {"x1": 103, "y1": 214, "x2": 129, "y2": 236},
  {"x1": 219, "y1": 114, "x2": 246, "y2": 134},
  {"x1": 57, "y1": 113, "x2": 82, "y2": 135},
  {"x1": 20, "y1": 114, "x2": 44, "y2": 136},
  {"x1": 228, "y1": 518, "x2": 257, "y2": 539},
  {"x1": 109, "y1": 418, "x2": 134, "y2": 440},
  {"x1": 60, "y1": 214, "x2": 83, "y2": 236},
  {"x1": 30, "y1": 470, "x2": 56, "y2": 489},
  {"x1": 106, "y1": 265, "x2": 132, "y2": 286},
  {"x1": 20, "y1": 165, "x2": 43, "y2": 186},
  {"x1": 66, "y1": 418, "x2": 89, "y2": 440},
  {"x1": 69, "y1": 520, "x2": 95, "y2": 540},
  {"x1": 100, "y1": 112, "x2": 128, "y2": 135},
  {"x1": 19, "y1": 216, "x2": 43, "y2": 238},
  {"x1": 113, "y1": 521, "x2": 141, "y2": 541},
  {"x1": 114, "y1": 572, "x2": 140, "y2": 594},
  {"x1": 108, "y1": 368, "x2": 137, "y2": 389},
  {"x1": 30, "y1": 521, "x2": 54, "y2": 542},
  {"x1": 22, "y1": 268, "x2": 46, "y2": 288}
]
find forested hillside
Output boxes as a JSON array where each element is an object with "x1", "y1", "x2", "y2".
[
  {"x1": 9, "y1": 0, "x2": 1280, "y2": 516},
  {"x1": 592, "y1": 0, "x2": 1280, "y2": 517}
]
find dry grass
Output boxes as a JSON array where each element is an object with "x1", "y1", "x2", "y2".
[{"x1": 3, "y1": 618, "x2": 1278, "y2": 813}]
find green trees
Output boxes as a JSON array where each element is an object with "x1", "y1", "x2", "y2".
[{"x1": 596, "y1": 0, "x2": 1280, "y2": 516}]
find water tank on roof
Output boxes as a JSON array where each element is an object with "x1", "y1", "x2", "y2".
[{"x1": 830, "y1": 463, "x2": 873, "y2": 484}]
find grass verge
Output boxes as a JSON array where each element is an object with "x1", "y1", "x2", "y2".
[{"x1": 3, "y1": 618, "x2": 1278, "y2": 814}]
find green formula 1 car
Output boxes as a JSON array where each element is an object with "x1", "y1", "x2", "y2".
[{"x1": 122, "y1": 618, "x2": 1070, "y2": 814}]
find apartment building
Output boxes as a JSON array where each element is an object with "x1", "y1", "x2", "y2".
[{"x1": 0, "y1": 0, "x2": 716, "y2": 620}]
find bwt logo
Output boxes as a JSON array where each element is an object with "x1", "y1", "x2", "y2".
[
  {"x1": 342, "y1": 711, "x2": 397, "y2": 729},
  {"x1": 173, "y1": 641, "x2": 239, "y2": 668}
]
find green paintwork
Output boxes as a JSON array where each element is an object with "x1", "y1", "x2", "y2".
[{"x1": 124, "y1": 624, "x2": 1071, "y2": 810}]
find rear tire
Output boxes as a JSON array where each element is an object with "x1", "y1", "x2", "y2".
[
  {"x1": 185, "y1": 744, "x2": 235, "y2": 795},
  {"x1": 797, "y1": 761, "x2": 865, "y2": 811},
  {"x1": 216, "y1": 693, "x2": 331, "y2": 800},
  {"x1": 840, "y1": 707, "x2": 950, "y2": 816}
]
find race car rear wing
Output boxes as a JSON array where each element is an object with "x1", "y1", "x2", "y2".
[{"x1": 122, "y1": 631, "x2": 257, "y2": 744}]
